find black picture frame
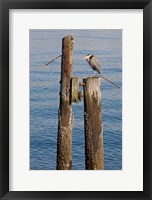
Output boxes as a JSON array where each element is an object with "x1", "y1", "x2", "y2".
[{"x1": 0, "y1": 0, "x2": 151, "y2": 199}]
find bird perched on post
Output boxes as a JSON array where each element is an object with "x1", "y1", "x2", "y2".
[
  {"x1": 83, "y1": 54, "x2": 101, "y2": 75},
  {"x1": 83, "y1": 53, "x2": 120, "y2": 88}
]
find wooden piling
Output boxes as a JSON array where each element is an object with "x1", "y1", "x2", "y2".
[
  {"x1": 71, "y1": 77, "x2": 79, "y2": 103},
  {"x1": 83, "y1": 77, "x2": 104, "y2": 170},
  {"x1": 57, "y1": 35, "x2": 74, "y2": 170}
]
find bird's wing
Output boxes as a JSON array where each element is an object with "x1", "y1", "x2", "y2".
[{"x1": 90, "y1": 56, "x2": 101, "y2": 73}]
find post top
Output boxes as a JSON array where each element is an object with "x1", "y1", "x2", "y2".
[
  {"x1": 83, "y1": 76, "x2": 101, "y2": 80},
  {"x1": 63, "y1": 35, "x2": 74, "y2": 41}
]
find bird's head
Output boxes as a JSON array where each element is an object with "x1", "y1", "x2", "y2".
[{"x1": 83, "y1": 54, "x2": 93, "y2": 60}]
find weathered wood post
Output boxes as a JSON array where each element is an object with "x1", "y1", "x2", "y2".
[
  {"x1": 83, "y1": 77, "x2": 104, "y2": 170},
  {"x1": 57, "y1": 35, "x2": 74, "y2": 170}
]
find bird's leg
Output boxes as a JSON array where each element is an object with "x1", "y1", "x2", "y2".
[{"x1": 94, "y1": 71, "x2": 95, "y2": 77}]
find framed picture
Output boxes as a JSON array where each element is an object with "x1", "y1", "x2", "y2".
[{"x1": 0, "y1": 0, "x2": 151, "y2": 199}]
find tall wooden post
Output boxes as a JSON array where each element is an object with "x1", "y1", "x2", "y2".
[
  {"x1": 57, "y1": 35, "x2": 74, "y2": 170},
  {"x1": 83, "y1": 77, "x2": 104, "y2": 170}
]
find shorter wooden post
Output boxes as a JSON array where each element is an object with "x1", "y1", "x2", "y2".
[{"x1": 83, "y1": 77, "x2": 104, "y2": 170}]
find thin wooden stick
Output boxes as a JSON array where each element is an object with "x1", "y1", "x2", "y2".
[
  {"x1": 97, "y1": 74, "x2": 120, "y2": 88},
  {"x1": 44, "y1": 55, "x2": 62, "y2": 67}
]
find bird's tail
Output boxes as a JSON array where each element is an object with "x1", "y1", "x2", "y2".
[{"x1": 97, "y1": 69, "x2": 101, "y2": 74}]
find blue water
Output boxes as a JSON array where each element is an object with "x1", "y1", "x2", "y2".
[{"x1": 30, "y1": 29, "x2": 122, "y2": 170}]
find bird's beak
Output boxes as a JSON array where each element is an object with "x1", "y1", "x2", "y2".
[{"x1": 82, "y1": 57, "x2": 86, "y2": 60}]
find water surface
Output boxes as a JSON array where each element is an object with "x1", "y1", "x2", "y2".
[{"x1": 30, "y1": 29, "x2": 122, "y2": 170}]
